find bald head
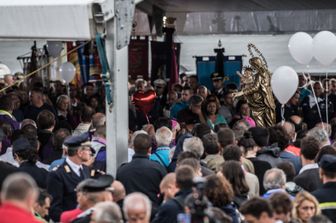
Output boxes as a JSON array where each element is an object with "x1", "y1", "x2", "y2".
[
  {"x1": 92, "y1": 113, "x2": 106, "y2": 129},
  {"x1": 282, "y1": 122, "x2": 295, "y2": 140},
  {"x1": 111, "y1": 181, "x2": 125, "y2": 202},
  {"x1": 123, "y1": 193, "x2": 151, "y2": 223}
]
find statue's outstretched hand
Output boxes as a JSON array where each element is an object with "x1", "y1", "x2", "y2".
[{"x1": 232, "y1": 91, "x2": 244, "y2": 99}]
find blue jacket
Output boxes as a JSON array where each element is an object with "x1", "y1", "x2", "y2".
[
  {"x1": 150, "y1": 146, "x2": 171, "y2": 168},
  {"x1": 170, "y1": 101, "x2": 188, "y2": 119}
]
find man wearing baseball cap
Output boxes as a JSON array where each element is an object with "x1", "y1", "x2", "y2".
[{"x1": 47, "y1": 133, "x2": 95, "y2": 222}]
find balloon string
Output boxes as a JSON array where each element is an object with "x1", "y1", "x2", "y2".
[
  {"x1": 326, "y1": 72, "x2": 329, "y2": 126},
  {"x1": 281, "y1": 104, "x2": 285, "y2": 126},
  {"x1": 300, "y1": 72, "x2": 311, "y2": 89},
  {"x1": 145, "y1": 114, "x2": 150, "y2": 124},
  {"x1": 0, "y1": 40, "x2": 92, "y2": 93},
  {"x1": 309, "y1": 79, "x2": 324, "y2": 128}
]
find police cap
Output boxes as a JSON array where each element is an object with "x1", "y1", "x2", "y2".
[
  {"x1": 319, "y1": 154, "x2": 336, "y2": 172},
  {"x1": 64, "y1": 133, "x2": 95, "y2": 155},
  {"x1": 13, "y1": 137, "x2": 33, "y2": 153},
  {"x1": 77, "y1": 175, "x2": 114, "y2": 193},
  {"x1": 211, "y1": 72, "x2": 224, "y2": 81}
]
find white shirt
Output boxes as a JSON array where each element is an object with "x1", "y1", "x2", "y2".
[
  {"x1": 66, "y1": 157, "x2": 83, "y2": 177},
  {"x1": 0, "y1": 147, "x2": 19, "y2": 167}
]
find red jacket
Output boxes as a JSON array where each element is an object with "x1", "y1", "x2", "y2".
[
  {"x1": 0, "y1": 202, "x2": 41, "y2": 223},
  {"x1": 285, "y1": 145, "x2": 301, "y2": 157},
  {"x1": 60, "y1": 208, "x2": 83, "y2": 223}
]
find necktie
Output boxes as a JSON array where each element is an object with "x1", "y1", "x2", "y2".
[{"x1": 79, "y1": 167, "x2": 85, "y2": 179}]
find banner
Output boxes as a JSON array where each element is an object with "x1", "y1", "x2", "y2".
[
  {"x1": 151, "y1": 41, "x2": 180, "y2": 84},
  {"x1": 129, "y1": 37, "x2": 149, "y2": 80}
]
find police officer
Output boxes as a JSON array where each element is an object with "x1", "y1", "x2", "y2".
[
  {"x1": 211, "y1": 72, "x2": 225, "y2": 105},
  {"x1": 71, "y1": 174, "x2": 114, "y2": 223},
  {"x1": 312, "y1": 154, "x2": 336, "y2": 222},
  {"x1": 47, "y1": 133, "x2": 95, "y2": 222}
]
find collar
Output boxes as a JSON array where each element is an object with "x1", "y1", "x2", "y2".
[
  {"x1": 308, "y1": 95, "x2": 323, "y2": 108},
  {"x1": 132, "y1": 153, "x2": 149, "y2": 159},
  {"x1": 155, "y1": 146, "x2": 170, "y2": 151},
  {"x1": 322, "y1": 182, "x2": 336, "y2": 188},
  {"x1": 57, "y1": 110, "x2": 67, "y2": 117},
  {"x1": 66, "y1": 157, "x2": 82, "y2": 176},
  {"x1": 92, "y1": 136, "x2": 106, "y2": 145},
  {"x1": 0, "y1": 109, "x2": 15, "y2": 120},
  {"x1": 264, "y1": 188, "x2": 286, "y2": 195},
  {"x1": 299, "y1": 163, "x2": 319, "y2": 175}
]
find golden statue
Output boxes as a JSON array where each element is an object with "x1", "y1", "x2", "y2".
[{"x1": 234, "y1": 44, "x2": 276, "y2": 127}]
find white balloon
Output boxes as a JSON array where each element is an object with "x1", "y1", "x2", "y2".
[
  {"x1": 288, "y1": 32, "x2": 313, "y2": 65},
  {"x1": 59, "y1": 62, "x2": 76, "y2": 84},
  {"x1": 271, "y1": 66, "x2": 298, "y2": 104},
  {"x1": 313, "y1": 31, "x2": 336, "y2": 66},
  {"x1": 0, "y1": 64, "x2": 11, "y2": 78},
  {"x1": 47, "y1": 41, "x2": 63, "y2": 57}
]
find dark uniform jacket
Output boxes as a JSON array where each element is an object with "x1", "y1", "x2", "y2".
[
  {"x1": 19, "y1": 161, "x2": 48, "y2": 189},
  {"x1": 312, "y1": 182, "x2": 336, "y2": 222},
  {"x1": 47, "y1": 160, "x2": 90, "y2": 222},
  {"x1": 116, "y1": 153, "x2": 167, "y2": 211}
]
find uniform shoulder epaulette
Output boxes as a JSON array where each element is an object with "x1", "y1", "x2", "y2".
[{"x1": 64, "y1": 165, "x2": 71, "y2": 173}]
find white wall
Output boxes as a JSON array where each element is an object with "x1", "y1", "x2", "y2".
[
  {"x1": 1, "y1": 34, "x2": 336, "y2": 75},
  {"x1": 176, "y1": 34, "x2": 336, "y2": 75},
  {"x1": 0, "y1": 40, "x2": 45, "y2": 74}
]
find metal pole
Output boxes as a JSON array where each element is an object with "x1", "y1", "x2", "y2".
[{"x1": 105, "y1": 18, "x2": 129, "y2": 176}]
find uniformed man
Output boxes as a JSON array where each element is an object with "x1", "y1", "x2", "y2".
[
  {"x1": 71, "y1": 174, "x2": 114, "y2": 223},
  {"x1": 312, "y1": 154, "x2": 336, "y2": 222},
  {"x1": 211, "y1": 72, "x2": 225, "y2": 104},
  {"x1": 47, "y1": 133, "x2": 95, "y2": 222}
]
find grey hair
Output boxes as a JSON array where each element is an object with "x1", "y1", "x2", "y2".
[
  {"x1": 155, "y1": 126, "x2": 173, "y2": 146},
  {"x1": 56, "y1": 94, "x2": 70, "y2": 105},
  {"x1": 93, "y1": 201, "x2": 122, "y2": 223},
  {"x1": 183, "y1": 137, "x2": 204, "y2": 158},
  {"x1": 1, "y1": 173, "x2": 38, "y2": 201},
  {"x1": 307, "y1": 127, "x2": 330, "y2": 147},
  {"x1": 123, "y1": 192, "x2": 151, "y2": 221},
  {"x1": 263, "y1": 168, "x2": 286, "y2": 190}
]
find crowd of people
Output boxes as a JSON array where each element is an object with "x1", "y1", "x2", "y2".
[{"x1": 0, "y1": 71, "x2": 335, "y2": 223}]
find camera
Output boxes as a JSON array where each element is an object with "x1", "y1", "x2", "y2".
[{"x1": 178, "y1": 177, "x2": 215, "y2": 223}]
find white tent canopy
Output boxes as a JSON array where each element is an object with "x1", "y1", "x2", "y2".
[{"x1": 0, "y1": 0, "x2": 104, "y2": 40}]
